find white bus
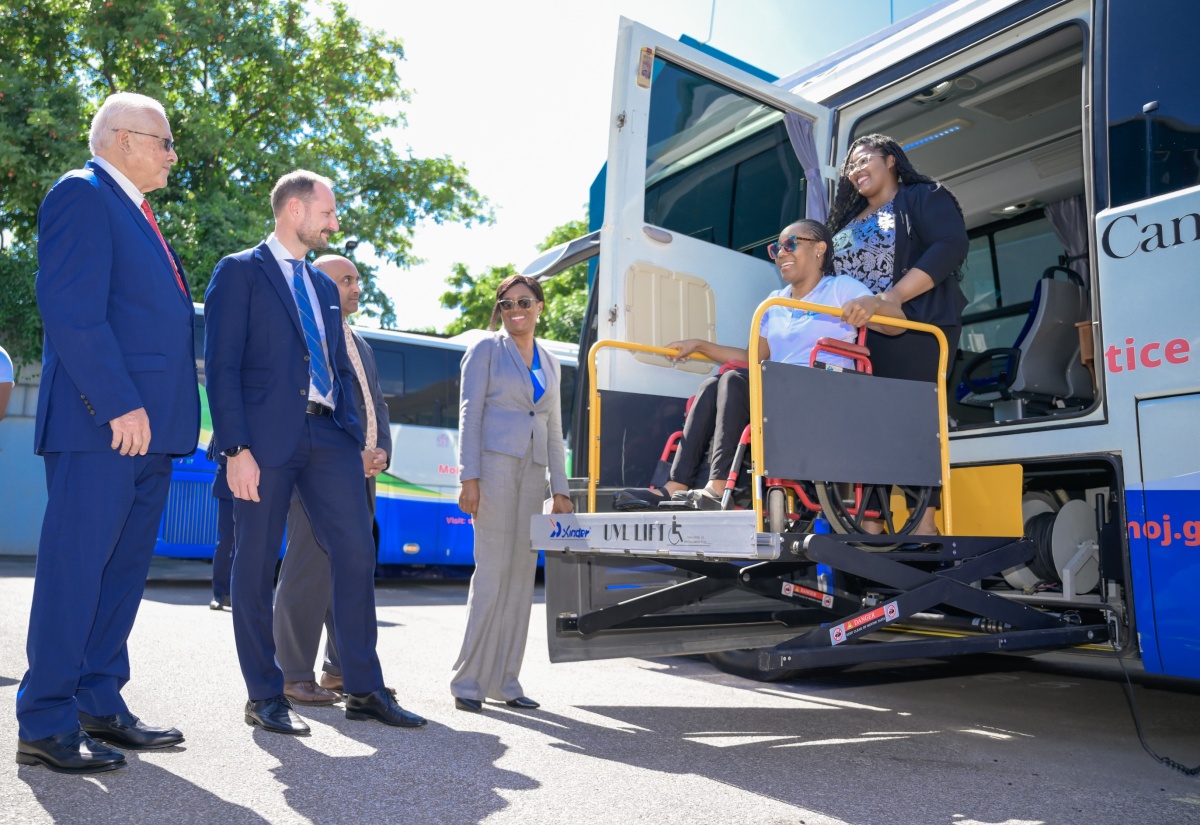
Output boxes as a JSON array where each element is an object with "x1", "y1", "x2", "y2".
[{"x1": 531, "y1": 0, "x2": 1200, "y2": 682}]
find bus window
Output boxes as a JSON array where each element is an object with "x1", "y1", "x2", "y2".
[
  {"x1": 193, "y1": 313, "x2": 206, "y2": 385},
  {"x1": 1107, "y1": 0, "x2": 1200, "y2": 207},
  {"x1": 369, "y1": 341, "x2": 458, "y2": 429},
  {"x1": 644, "y1": 58, "x2": 805, "y2": 260}
]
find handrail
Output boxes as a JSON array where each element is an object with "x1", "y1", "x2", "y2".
[
  {"x1": 747, "y1": 298, "x2": 952, "y2": 535},
  {"x1": 585, "y1": 340, "x2": 716, "y2": 512}
]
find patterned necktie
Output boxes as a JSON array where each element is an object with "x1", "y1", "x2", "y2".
[
  {"x1": 287, "y1": 259, "x2": 333, "y2": 400},
  {"x1": 140, "y1": 199, "x2": 188, "y2": 296},
  {"x1": 343, "y1": 321, "x2": 377, "y2": 451}
]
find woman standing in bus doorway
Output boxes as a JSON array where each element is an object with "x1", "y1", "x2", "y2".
[
  {"x1": 830, "y1": 133, "x2": 969, "y2": 536},
  {"x1": 453, "y1": 274, "x2": 573, "y2": 713}
]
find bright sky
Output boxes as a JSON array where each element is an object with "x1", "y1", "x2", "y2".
[{"x1": 341, "y1": 0, "x2": 941, "y2": 331}]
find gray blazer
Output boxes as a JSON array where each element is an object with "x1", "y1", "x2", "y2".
[{"x1": 458, "y1": 331, "x2": 568, "y2": 497}]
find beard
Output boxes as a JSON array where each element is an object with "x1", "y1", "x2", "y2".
[{"x1": 297, "y1": 222, "x2": 331, "y2": 252}]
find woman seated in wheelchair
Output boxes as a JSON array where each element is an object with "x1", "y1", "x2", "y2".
[{"x1": 617, "y1": 219, "x2": 907, "y2": 511}]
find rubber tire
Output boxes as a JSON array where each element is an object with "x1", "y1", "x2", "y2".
[
  {"x1": 706, "y1": 649, "x2": 802, "y2": 682},
  {"x1": 767, "y1": 487, "x2": 788, "y2": 534}
]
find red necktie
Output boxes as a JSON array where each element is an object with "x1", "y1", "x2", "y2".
[{"x1": 140, "y1": 199, "x2": 188, "y2": 296}]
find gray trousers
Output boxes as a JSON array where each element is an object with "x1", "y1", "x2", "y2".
[
  {"x1": 273, "y1": 478, "x2": 375, "y2": 682},
  {"x1": 451, "y1": 447, "x2": 546, "y2": 702}
]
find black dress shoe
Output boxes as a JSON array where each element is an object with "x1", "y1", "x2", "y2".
[
  {"x1": 454, "y1": 697, "x2": 483, "y2": 713},
  {"x1": 505, "y1": 696, "x2": 540, "y2": 709},
  {"x1": 245, "y1": 695, "x2": 310, "y2": 736},
  {"x1": 16, "y1": 729, "x2": 126, "y2": 774},
  {"x1": 345, "y1": 689, "x2": 427, "y2": 727},
  {"x1": 79, "y1": 710, "x2": 184, "y2": 750},
  {"x1": 209, "y1": 595, "x2": 230, "y2": 611}
]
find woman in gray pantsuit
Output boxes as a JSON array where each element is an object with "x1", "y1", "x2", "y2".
[{"x1": 452, "y1": 274, "x2": 573, "y2": 713}]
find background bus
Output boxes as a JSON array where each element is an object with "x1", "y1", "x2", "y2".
[
  {"x1": 156, "y1": 308, "x2": 577, "y2": 571},
  {"x1": 538, "y1": 0, "x2": 1200, "y2": 682}
]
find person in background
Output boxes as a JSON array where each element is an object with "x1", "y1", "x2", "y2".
[
  {"x1": 617, "y1": 220, "x2": 905, "y2": 510},
  {"x1": 18, "y1": 92, "x2": 198, "y2": 773},
  {"x1": 207, "y1": 438, "x2": 233, "y2": 612},
  {"x1": 0, "y1": 343, "x2": 13, "y2": 421},
  {"x1": 829, "y1": 133, "x2": 969, "y2": 536},
  {"x1": 272, "y1": 254, "x2": 390, "y2": 707},
  {"x1": 453, "y1": 274, "x2": 572, "y2": 713}
]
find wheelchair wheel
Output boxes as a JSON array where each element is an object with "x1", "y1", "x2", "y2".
[
  {"x1": 816, "y1": 482, "x2": 933, "y2": 549},
  {"x1": 766, "y1": 487, "x2": 789, "y2": 534}
]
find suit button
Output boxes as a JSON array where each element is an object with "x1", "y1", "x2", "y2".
[
  {"x1": 300, "y1": 389, "x2": 307, "y2": 396},
  {"x1": 529, "y1": 411, "x2": 535, "y2": 417},
  {"x1": 304, "y1": 355, "x2": 310, "y2": 362}
]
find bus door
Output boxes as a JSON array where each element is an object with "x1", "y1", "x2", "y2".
[{"x1": 544, "y1": 18, "x2": 832, "y2": 663}]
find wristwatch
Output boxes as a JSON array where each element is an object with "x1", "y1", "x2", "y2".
[{"x1": 222, "y1": 445, "x2": 250, "y2": 457}]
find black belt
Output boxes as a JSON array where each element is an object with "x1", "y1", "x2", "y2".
[{"x1": 306, "y1": 400, "x2": 334, "y2": 417}]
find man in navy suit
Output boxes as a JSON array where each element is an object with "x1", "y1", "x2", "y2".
[
  {"x1": 204, "y1": 170, "x2": 426, "y2": 735},
  {"x1": 17, "y1": 92, "x2": 198, "y2": 773}
]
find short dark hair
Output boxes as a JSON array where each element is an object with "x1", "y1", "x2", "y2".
[
  {"x1": 489, "y1": 274, "x2": 545, "y2": 331},
  {"x1": 270, "y1": 169, "x2": 334, "y2": 217}
]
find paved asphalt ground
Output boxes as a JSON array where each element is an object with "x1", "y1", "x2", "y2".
[{"x1": 0, "y1": 555, "x2": 1197, "y2": 825}]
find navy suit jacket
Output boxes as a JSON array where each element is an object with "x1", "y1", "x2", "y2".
[
  {"x1": 34, "y1": 161, "x2": 199, "y2": 455},
  {"x1": 203, "y1": 242, "x2": 365, "y2": 468}
]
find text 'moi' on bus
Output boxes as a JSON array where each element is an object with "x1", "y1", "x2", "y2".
[
  {"x1": 159, "y1": 310, "x2": 577, "y2": 572},
  {"x1": 532, "y1": 0, "x2": 1200, "y2": 681}
]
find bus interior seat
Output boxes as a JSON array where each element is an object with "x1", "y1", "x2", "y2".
[{"x1": 956, "y1": 265, "x2": 1092, "y2": 422}]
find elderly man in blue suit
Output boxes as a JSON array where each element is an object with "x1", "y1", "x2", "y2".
[
  {"x1": 17, "y1": 92, "x2": 199, "y2": 773},
  {"x1": 204, "y1": 170, "x2": 426, "y2": 735}
]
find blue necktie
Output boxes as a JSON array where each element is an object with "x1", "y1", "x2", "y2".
[{"x1": 288, "y1": 259, "x2": 333, "y2": 400}]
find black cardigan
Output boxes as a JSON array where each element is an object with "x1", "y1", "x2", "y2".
[{"x1": 890, "y1": 182, "x2": 969, "y2": 330}]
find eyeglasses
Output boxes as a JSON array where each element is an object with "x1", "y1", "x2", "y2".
[
  {"x1": 767, "y1": 236, "x2": 821, "y2": 260},
  {"x1": 844, "y1": 153, "x2": 882, "y2": 175},
  {"x1": 112, "y1": 128, "x2": 175, "y2": 152},
  {"x1": 497, "y1": 296, "x2": 535, "y2": 311}
]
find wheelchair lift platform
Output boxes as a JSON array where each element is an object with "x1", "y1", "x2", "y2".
[{"x1": 533, "y1": 512, "x2": 1110, "y2": 672}]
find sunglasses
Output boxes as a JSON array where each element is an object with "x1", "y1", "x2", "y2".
[
  {"x1": 113, "y1": 127, "x2": 175, "y2": 152},
  {"x1": 767, "y1": 236, "x2": 821, "y2": 260},
  {"x1": 497, "y1": 296, "x2": 536, "y2": 311}
]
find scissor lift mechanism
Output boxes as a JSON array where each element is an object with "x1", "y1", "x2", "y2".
[{"x1": 536, "y1": 299, "x2": 1109, "y2": 674}]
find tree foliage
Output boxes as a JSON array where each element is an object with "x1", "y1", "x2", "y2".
[
  {"x1": 439, "y1": 212, "x2": 590, "y2": 344},
  {"x1": 0, "y1": 0, "x2": 489, "y2": 368}
]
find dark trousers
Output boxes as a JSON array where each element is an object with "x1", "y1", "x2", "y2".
[
  {"x1": 212, "y1": 496, "x2": 234, "y2": 599},
  {"x1": 669, "y1": 368, "x2": 750, "y2": 486},
  {"x1": 273, "y1": 478, "x2": 376, "y2": 682},
  {"x1": 17, "y1": 451, "x2": 173, "y2": 741},
  {"x1": 231, "y1": 414, "x2": 383, "y2": 700}
]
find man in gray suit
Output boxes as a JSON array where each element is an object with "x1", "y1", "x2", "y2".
[{"x1": 273, "y1": 255, "x2": 390, "y2": 705}]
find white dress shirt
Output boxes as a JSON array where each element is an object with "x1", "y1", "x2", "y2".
[{"x1": 265, "y1": 234, "x2": 337, "y2": 408}]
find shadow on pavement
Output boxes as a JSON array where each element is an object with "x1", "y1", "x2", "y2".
[
  {"x1": 18, "y1": 754, "x2": 270, "y2": 824},
  {"x1": 253, "y1": 714, "x2": 537, "y2": 824}
]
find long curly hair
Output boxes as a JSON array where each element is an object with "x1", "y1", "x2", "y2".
[{"x1": 826, "y1": 133, "x2": 963, "y2": 236}]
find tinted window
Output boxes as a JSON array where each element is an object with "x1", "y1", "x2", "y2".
[
  {"x1": 1108, "y1": 0, "x2": 1200, "y2": 206},
  {"x1": 645, "y1": 58, "x2": 806, "y2": 260},
  {"x1": 369, "y1": 341, "x2": 460, "y2": 429},
  {"x1": 960, "y1": 215, "x2": 1065, "y2": 354}
]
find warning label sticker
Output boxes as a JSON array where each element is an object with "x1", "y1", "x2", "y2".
[
  {"x1": 782, "y1": 582, "x2": 835, "y2": 608},
  {"x1": 828, "y1": 600, "x2": 901, "y2": 646}
]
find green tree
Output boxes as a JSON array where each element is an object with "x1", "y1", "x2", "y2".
[
  {"x1": 439, "y1": 212, "x2": 590, "y2": 343},
  {"x1": 0, "y1": 0, "x2": 489, "y2": 369}
]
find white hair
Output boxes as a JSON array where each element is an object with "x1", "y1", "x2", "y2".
[{"x1": 89, "y1": 92, "x2": 169, "y2": 154}]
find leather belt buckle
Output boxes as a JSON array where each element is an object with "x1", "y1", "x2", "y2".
[{"x1": 306, "y1": 400, "x2": 333, "y2": 417}]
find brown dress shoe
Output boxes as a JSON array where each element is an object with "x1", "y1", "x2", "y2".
[
  {"x1": 318, "y1": 673, "x2": 343, "y2": 694},
  {"x1": 283, "y1": 680, "x2": 339, "y2": 706}
]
